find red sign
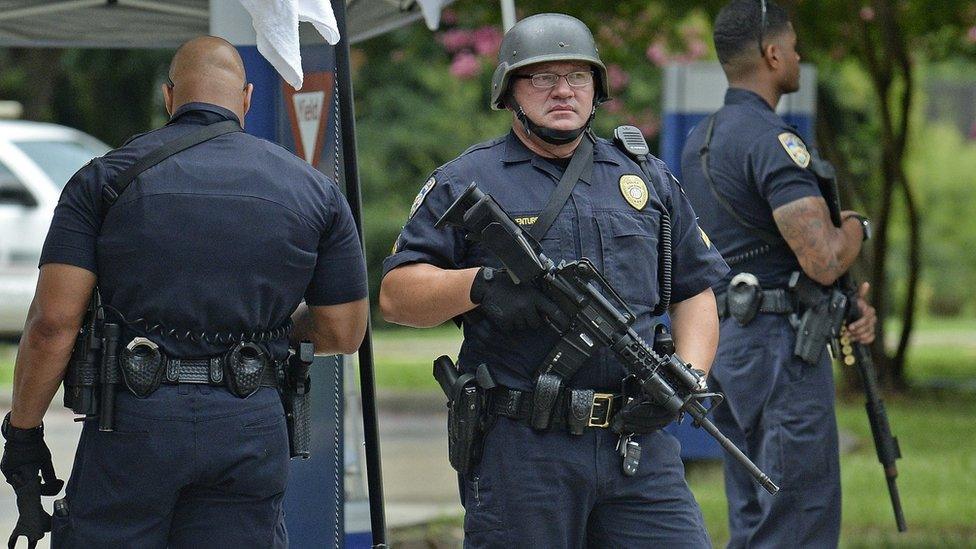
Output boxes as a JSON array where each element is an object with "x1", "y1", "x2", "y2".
[{"x1": 282, "y1": 72, "x2": 335, "y2": 167}]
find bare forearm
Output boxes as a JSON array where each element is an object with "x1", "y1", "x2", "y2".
[
  {"x1": 668, "y1": 288, "x2": 719, "y2": 376},
  {"x1": 380, "y1": 264, "x2": 479, "y2": 328},
  {"x1": 773, "y1": 197, "x2": 864, "y2": 285},
  {"x1": 290, "y1": 299, "x2": 368, "y2": 355},
  {"x1": 10, "y1": 320, "x2": 79, "y2": 429}
]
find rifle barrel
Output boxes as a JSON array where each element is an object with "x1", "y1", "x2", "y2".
[{"x1": 694, "y1": 407, "x2": 779, "y2": 495}]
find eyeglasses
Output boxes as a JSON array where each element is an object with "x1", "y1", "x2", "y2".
[
  {"x1": 513, "y1": 70, "x2": 594, "y2": 89},
  {"x1": 757, "y1": 0, "x2": 768, "y2": 56}
]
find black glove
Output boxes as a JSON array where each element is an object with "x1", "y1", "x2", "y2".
[
  {"x1": 470, "y1": 267, "x2": 569, "y2": 333},
  {"x1": 1, "y1": 413, "x2": 64, "y2": 549},
  {"x1": 611, "y1": 399, "x2": 678, "y2": 435}
]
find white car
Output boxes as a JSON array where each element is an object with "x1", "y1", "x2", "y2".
[{"x1": 0, "y1": 120, "x2": 110, "y2": 337}]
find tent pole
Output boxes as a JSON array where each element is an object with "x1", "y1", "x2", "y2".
[
  {"x1": 500, "y1": 0, "x2": 516, "y2": 31},
  {"x1": 331, "y1": 0, "x2": 388, "y2": 547}
]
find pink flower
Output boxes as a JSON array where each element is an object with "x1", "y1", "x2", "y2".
[
  {"x1": 440, "y1": 29, "x2": 473, "y2": 53},
  {"x1": 686, "y1": 39, "x2": 708, "y2": 60},
  {"x1": 967, "y1": 26, "x2": 976, "y2": 44},
  {"x1": 450, "y1": 52, "x2": 481, "y2": 79},
  {"x1": 646, "y1": 41, "x2": 669, "y2": 67},
  {"x1": 607, "y1": 64, "x2": 630, "y2": 92},
  {"x1": 441, "y1": 9, "x2": 458, "y2": 26},
  {"x1": 390, "y1": 50, "x2": 405, "y2": 62},
  {"x1": 473, "y1": 26, "x2": 503, "y2": 57},
  {"x1": 859, "y1": 6, "x2": 875, "y2": 21}
]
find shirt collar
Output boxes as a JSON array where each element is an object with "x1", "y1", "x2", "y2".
[
  {"x1": 724, "y1": 87, "x2": 775, "y2": 113},
  {"x1": 168, "y1": 102, "x2": 242, "y2": 126},
  {"x1": 501, "y1": 131, "x2": 618, "y2": 185}
]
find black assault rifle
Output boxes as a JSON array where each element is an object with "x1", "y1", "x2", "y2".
[
  {"x1": 811, "y1": 157, "x2": 906, "y2": 532},
  {"x1": 436, "y1": 183, "x2": 779, "y2": 495}
]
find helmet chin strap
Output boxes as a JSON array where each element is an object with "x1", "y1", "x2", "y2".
[{"x1": 515, "y1": 102, "x2": 596, "y2": 146}]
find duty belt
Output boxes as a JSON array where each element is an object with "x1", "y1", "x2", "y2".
[
  {"x1": 118, "y1": 338, "x2": 283, "y2": 399},
  {"x1": 162, "y1": 357, "x2": 280, "y2": 387},
  {"x1": 715, "y1": 288, "x2": 794, "y2": 319},
  {"x1": 489, "y1": 387, "x2": 625, "y2": 432}
]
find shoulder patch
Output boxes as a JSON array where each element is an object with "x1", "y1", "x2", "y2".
[
  {"x1": 619, "y1": 174, "x2": 648, "y2": 210},
  {"x1": 698, "y1": 226, "x2": 712, "y2": 249},
  {"x1": 777, "y1": 132, "x2": 810, "y2": 168},
  {"x1": 408, "y1": 177, "x2": 436, "y2": 218}
]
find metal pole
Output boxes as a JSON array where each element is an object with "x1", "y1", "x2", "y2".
[
  {"x1": 331, "y1": 0, "x2": 388, "y2": 546},
  {"x1": 500, "y1": 0, "x2": 516, "y2": 31}
]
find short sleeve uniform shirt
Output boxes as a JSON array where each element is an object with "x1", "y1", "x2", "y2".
[
  {"x1": 679, "y1": 88, "x2": 823, "y2": 290},
  {"x1": 385, "y1": 131, "x2": 728, "y2": 391},
  {"x1": 41, "y1": 103, "x2": 367, "y2": 360}
]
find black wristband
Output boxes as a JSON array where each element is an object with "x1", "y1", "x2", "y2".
[
  {"x1": 844, "y1": 214, "x2": 871, "y2": 241},
  {"x1": 469, "y1": 267, "x2": 495, "y2": 304},
  {"x1": 1, "y1": 413, "x2": 43, "y2": 443}
]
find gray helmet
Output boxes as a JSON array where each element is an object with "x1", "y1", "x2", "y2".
[{"x1": 490, "y1": 13, "x2": 610, "y2": 110}]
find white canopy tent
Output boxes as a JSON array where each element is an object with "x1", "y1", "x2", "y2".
[{"x1": 0, "y1": 0, "x2": 453, "y2": 48}]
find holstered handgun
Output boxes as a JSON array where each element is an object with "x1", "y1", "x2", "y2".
[
  {"x1": 789, "y1": 272, "x2": 848, "y2": 364},
  {"x1": 284, "y1": 341, "x2": 314, "y2": 459},
  {"x1": 433, "y1": 356, "x2": 490, "y2": 475}
]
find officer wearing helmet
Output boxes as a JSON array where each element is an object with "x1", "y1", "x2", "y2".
[{"x1": 381, "y1": 14, "x2": 727, "y2": 546}]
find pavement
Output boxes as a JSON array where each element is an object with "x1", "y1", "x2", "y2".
[{"x1": 0, "y1": 389, "x2": 461, "y2": 548}]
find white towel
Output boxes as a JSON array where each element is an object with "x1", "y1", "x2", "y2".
[{"x1": 236, "y1": 0, "x2": 340, "y2": 90}]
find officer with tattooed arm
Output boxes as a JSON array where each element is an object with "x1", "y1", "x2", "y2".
[
  {"x1": 679, "y1": 1, "x2": 877, "y2": 547},
  {"x1": 382, "y1": 14, "x2": 729, "y2": 547},
  {"x1": 2, "y1": 36, "x2": 367, "y2": 547}
]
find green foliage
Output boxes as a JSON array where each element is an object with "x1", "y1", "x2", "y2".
[{"x1": 906, "y1": 122, "x2": 976, "y2": 315}]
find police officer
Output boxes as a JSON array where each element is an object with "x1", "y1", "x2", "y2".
[
  {"x1": 1, "y1": 36, "x2": 368, "y2": 547},
  {"x1": 679, "y1": 2, "x2": 877, "y2": 547},
  {"x1": 381, "y1": 14, "x2": 728, "y2": 547}
]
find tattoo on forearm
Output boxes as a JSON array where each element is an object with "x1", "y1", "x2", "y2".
[{"x1": 773, "y1": 196, "x2": 841, "y2": 282}]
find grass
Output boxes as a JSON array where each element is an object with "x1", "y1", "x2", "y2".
[
  {"x1": 686, "y1": 388, "x2": 976, "y2": 547},
  {"x1": 370, "y1": 319, "x2": 976, "y2": 546},
  {"x1": 2, "y1": 318, "x2": 974, "y2": 545}
]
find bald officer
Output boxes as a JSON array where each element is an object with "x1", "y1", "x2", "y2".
[{"x1": 1, "y1": 36, "x2": 367, "y2": 547}]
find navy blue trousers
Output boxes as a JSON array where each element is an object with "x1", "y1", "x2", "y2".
[
  {"x1": 710, "y1": 315, "x2": 841, "y2": 548},
  {"x1": 52, "y1": 385, "x2": 290, "y2": 548},
  {"x1": 460, "y1": 417, "x2": 710, "y2": 548}
]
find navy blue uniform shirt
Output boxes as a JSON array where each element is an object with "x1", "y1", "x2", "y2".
[
  {"x1": 680, "y1": 88, "x2": 822, "y2": 290},
  {"x1": 41, "y1": 102, "x2": 367, "y2": 360},
  {"x1": 384, "y1": 131, "x2": 728, "y2": 391}
]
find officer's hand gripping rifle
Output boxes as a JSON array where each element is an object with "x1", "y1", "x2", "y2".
[
  {"x1": 814, "y1": 157, "x2": 906, "y2": 531},
  {"x1": 436, "y1": 183, "x2": 779, "y2": 495}
]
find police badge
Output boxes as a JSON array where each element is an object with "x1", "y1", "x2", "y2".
[
  {"x1": 777, "y1": 132, "x2": 811, "y2": 168},
  {"x1": 618, "y1": 175, "x2": 648, "y2": 210}
]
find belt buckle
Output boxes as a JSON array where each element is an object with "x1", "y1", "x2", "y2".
[{"x1": 588, "y1": 393, "x2": 614, "y2": 428}]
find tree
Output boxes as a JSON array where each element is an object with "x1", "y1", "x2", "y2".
[
  {"x1": 792, "y1": 0, "x2": 976, "y2": 387},
  {"x1": 428, "y1": 0, "x2": 976, "y2": 387}
]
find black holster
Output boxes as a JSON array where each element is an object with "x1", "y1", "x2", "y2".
[
  {"x1": 789, "y1": 272, "x2": 848, "y2": 364},
  {"x1": 283, "y1": 342, "x2": 314, "y2": 459},
  {"x1": 434, "y1": 356, "x2": 490, "y2": 476}
]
